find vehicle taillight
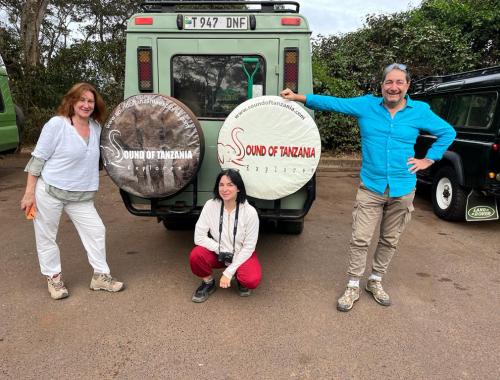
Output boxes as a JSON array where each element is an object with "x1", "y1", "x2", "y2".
[
  {"x1": 492, "y1": 143, "x2": 499, "y2": 152},
  {"x1": 283, "y1": 48, "x2": 299, "y2": 92},
  {"x1": 137, "y1": 47, "x2": 153, "y2": 92},
  {"x1": 135, "y1": 17, "x2": 153, "y2": 25},
  {"x1": 281, "y1": 17, "x2": 301, "y2": 26}
]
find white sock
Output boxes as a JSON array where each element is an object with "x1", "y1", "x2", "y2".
[
  {"x1": 348, "y1": 279, "x2": 360, "y2": 288},
  {"x1": 203, "y1": 276, "x2": 214, "y2": 284},
  {"x1": 369, "y1": 273, "x2": 382, "y2": 282}
]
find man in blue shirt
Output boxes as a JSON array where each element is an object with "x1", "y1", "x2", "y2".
[{"x1": 281, "y1": 63, "x2": 456, "y2": 312}]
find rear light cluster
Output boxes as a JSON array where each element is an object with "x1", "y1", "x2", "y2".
[
  {"x1": 487, "y1": 172, "x2": 500, "y2": 181},
  {"x1": 137, "y1": 47, "x2": 153, "y2": 92},
  {"x1": 488, "y1": 144, "x2": 500, "y2": 181},
  {"x1": 135, "y1": 17, "x2": 153, "y2": 25},
  {"x1": 281, "y1": 17, "x2": 301, "y2": 26},
  {"x1": 283, "y1": 48, "x2": 299, "y2": 92}
]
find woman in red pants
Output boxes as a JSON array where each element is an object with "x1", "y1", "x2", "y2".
[{"x1": 189, "y1": 169, "x2": 261, "y2": 303}]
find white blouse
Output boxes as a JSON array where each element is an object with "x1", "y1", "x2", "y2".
[
  {"x1": 194, "y1": 198, "x2": 259, "y2": 279},
  {"x1": 32, "y1": 116, "x2": 101, "y2": 191}
]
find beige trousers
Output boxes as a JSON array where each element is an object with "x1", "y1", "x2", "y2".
[{"x1": 348, "y1": 184, "x2": 415, "y2": 279}]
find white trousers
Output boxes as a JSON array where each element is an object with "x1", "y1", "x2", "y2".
[{"x1": 33, "y1": 179, "x2": 110, "y2": 276}]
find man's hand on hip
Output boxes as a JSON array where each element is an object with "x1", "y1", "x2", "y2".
[{"x1": 407, "y1": 157, "x2": 434, "y2": 174}]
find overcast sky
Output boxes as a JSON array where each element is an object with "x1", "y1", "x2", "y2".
[
  {"x1": 0, "y1": 1, "x2": 423, "y2": 40},
  {"x1": 293, "y1": 0, "x2": 423, "y2": 36}
]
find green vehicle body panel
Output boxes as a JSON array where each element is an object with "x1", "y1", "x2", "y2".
[{"x1": 0, "y1": 59, "x2": 19, "y2": 153}]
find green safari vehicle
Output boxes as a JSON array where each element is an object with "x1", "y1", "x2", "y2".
[
  {"x1": 0, "y1": 54, "x2": 23, "y2": 153},
  {"x1": 102, "y1": 0, "x2": 317, "y2": 234}
]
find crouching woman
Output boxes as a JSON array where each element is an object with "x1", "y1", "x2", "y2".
[{"x1": 189, "y1": 169, "x2": 261, "y2": 302}]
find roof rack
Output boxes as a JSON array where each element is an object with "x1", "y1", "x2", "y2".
[
  {"x1": 140, "y1": 0, "x2": 300, "y2": 13},
  {"x1": 412, "y1": 66, "x2": 500, "y2": 94}
]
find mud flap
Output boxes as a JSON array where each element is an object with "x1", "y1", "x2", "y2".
[{"x1": 465, "y1": 190, "x2": 498, "y2": 221}]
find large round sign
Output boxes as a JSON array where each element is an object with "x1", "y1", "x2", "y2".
[
  {"x1": 217, "y1": 96, "x2": 321, "y2": 200},
  {"x1": 100, "y1": 94, "x2": 204, "y2": 198}
]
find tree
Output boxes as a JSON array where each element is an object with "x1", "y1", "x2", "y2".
[
  {"x1": 20, "y1": 0, "x2": 51, "y2": 68},
  {"x1": 311, "y1": 0, "x2": 500, "y2": 152}
]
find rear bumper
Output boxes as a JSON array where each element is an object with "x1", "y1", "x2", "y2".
[{"x1": 119, "y1": 175, "x2": 316, "y2": 221}]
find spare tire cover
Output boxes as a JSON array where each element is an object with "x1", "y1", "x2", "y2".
[
  {"x1": 100, "y1": 94, "x2": 204, "y2": 198},
  {"x1": 217, "y1": 96, "x2": 321, "y2": 200}
]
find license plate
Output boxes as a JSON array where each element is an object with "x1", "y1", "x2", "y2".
[{"x1": 184, "y1": 16, "x2": 248, "y2": 30}]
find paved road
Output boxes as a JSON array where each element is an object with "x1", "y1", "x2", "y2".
[{"x1": 1, "y1": 153, "x2": 499, "y2": 379}]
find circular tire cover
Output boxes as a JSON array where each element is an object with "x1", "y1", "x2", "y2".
[
  {"x1": 100, "y1": 94, "x2": 204, "y2": 198},
  {"x1": 217, "y1": 96, "x2": 321, "y2": 200}
]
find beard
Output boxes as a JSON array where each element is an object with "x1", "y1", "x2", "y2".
[{"x1": 383, "y1": 92, "x2": 405, "y2": 108}]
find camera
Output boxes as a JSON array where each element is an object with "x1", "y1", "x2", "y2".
[{"x1": 218, "y1": 251, "x2": 234, "y2": 263}]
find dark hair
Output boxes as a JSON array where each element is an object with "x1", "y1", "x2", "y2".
[
  {"x1": 213, "y1": 169, "x2": 247, "y2": 204},
  {"x1": 57, "y1": 82, "x2": 107, "y2": 124}
]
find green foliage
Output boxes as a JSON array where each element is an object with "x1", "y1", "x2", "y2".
[
  {"x1": 312, "y1": 57, "x2": 361, "y2": 152},
  {"x1": 0, "y1": 0, "x2": 135, "y2": 144},
  {"x1": 311, "y1": 0, "x2": 500, "y2": 152},
  {"x1": 1, "y1": 0, "x2": 499, "y2": 151}
]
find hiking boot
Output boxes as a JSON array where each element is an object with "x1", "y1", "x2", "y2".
[
  {"x1": 192, "y1": 279, "x2": 216, "y2": 303},
  {"x1": 365, "y1": 280, "x2": 391, "y2": 306},
  {"x1": 236, "y1": 279, "x2": 251, "y2": 297},
  {"x1": 337, "y1": 285, "x2": 360, "y2": 312},
  {"x1": 90, "y1": 273, "x2": 125, "y2": 292},
  {"x1": 46, "y1": 273, "x2": 69, "y2": 300}
]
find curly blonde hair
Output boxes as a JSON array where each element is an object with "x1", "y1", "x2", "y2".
[{"x1": 57, "y1": 83, "x2": 107, "y2": 125}]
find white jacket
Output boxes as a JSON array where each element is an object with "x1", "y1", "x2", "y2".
[{"x1": 194, "y1": 199, "x2": 259, "y2": 279}]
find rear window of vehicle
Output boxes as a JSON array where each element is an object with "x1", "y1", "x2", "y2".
[
  {"x1": 448, "y1": 92, "x2": 497, "y2": 129},
  {"x1": 427, "y1": 96, "x2": 448, "y2": 119},
  {"x1": 172, "y1": 55, "x2": 265, "y2": 119}
]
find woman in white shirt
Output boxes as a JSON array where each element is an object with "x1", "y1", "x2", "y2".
[
  {"x1": 20, "y1": 83, "x2": 124, "y2": 300},
  {"x1": 190, "y1": 169, "x2": 261, "y2": 303}
]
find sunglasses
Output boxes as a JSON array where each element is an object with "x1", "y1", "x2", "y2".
[{"x1": 386, "y1": 63, "x2": 407, "y2": 71}]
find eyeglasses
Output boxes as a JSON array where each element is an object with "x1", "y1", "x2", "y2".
[{"x1": 385, "y1": 63, "x2": 407, "y2": 72}]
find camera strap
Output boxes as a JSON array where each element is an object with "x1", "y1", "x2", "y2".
[{"x1": 218, "y1": 202, "x2": 239, "y2": 255}]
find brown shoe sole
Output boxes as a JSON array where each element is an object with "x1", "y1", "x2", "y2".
[
  {"x1": 90, "y1": 284, "x2": 125, "y2": 292},
  {"x1": 50, "y1": 292, "x2": 69, "y2": 300}
]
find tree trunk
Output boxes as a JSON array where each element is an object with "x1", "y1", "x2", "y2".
[{"x1": 20, "y1": 0, "x2": 50, "y2": 68}]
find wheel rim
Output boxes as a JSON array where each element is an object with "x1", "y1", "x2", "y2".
[{"x1": 436, "y1": 177, "x2": 453, "y2": 210}]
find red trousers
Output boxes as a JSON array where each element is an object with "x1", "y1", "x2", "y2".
[{"x1": 189, "y1": 246, "x2": 262, "y2": 289}]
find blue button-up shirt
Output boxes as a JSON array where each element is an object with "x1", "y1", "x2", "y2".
[{"x1": 306, "y1": 94, "x2": 456, "y2": 197}]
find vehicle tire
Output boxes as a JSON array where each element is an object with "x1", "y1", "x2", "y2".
[
  {"x1": 431, "y1": 166, "x2": 467, "y2": 221},
  {"x1": 277, "y1": 219, "x2": 304, "y2": 235},
  {"x1": 101, "y1": 94, "x2": 204, "y2": 199},
  {"x1": 217, "y1": 96, "x2": 321, "y2": 200}
]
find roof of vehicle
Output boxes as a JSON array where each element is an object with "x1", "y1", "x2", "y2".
[
  {"x1": 411, "y1": 66, "x2": 500, "y2": 95},
  {"x1": 139, "y1": 0, "x2": 300, "y2": 13},
  {"x1": 128, "y1": 1, "x2": 310, "y2": 33}
]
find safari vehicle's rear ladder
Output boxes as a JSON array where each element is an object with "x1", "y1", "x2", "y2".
[
  {"x1": 140, "y1": 0, "x2": 300, "y2": 13},
  {"x1": 412, "y1": 66, "x2": 500, "y2": 94}
]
